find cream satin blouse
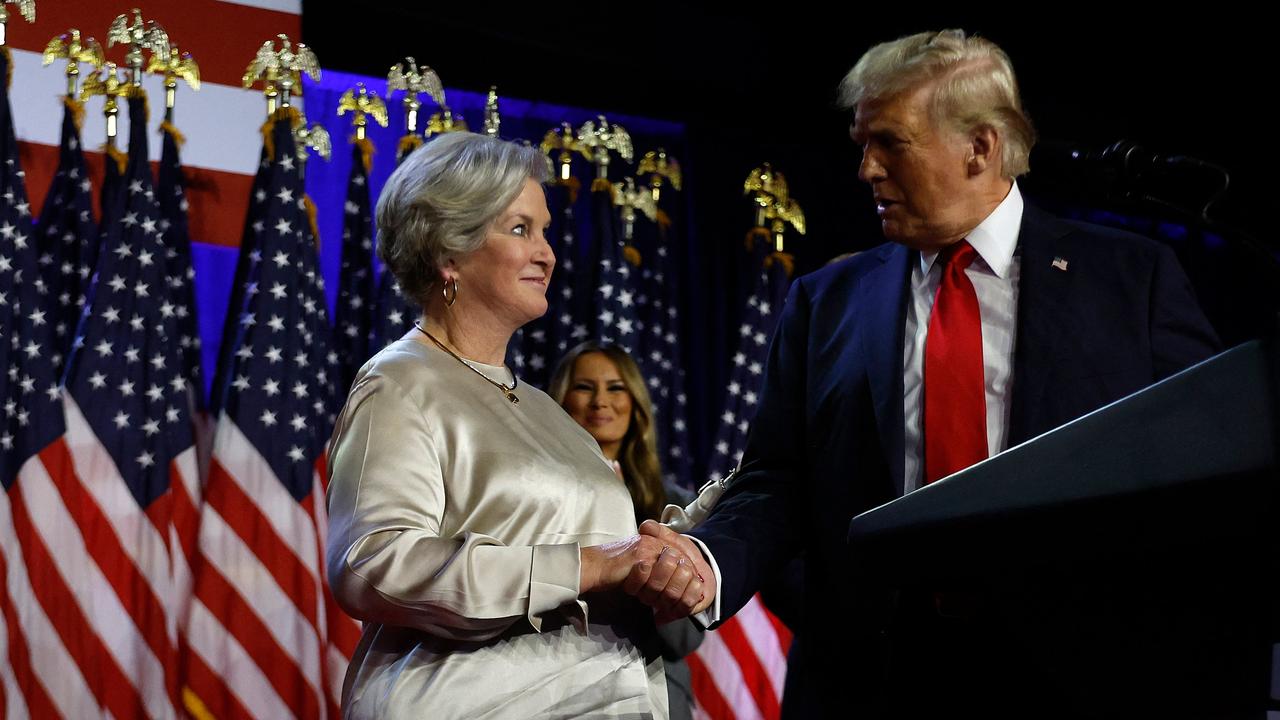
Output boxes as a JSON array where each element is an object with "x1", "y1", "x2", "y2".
[{"x1": 326, "y1": 338, "x2": 668, "y2": 719}]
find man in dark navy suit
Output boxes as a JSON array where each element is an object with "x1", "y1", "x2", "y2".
[{"x1": 643, "y1": 28, "x2": 1220, "y2": 718}]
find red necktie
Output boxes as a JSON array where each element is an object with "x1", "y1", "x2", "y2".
[{"x1": 923, "y1": 240, "x2": 988, "y2": 484}]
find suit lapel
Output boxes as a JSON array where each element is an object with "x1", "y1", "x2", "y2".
[
  {"x1": 1009, "y1": 204, "x2": 1074, "y2": 446},
  {"x1": 858, "y1": 243, "x2": 913, "y2": 496}
]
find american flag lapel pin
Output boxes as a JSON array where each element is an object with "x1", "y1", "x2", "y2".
[{"x1": 1052, "y1": 257, "x2": 1069, "y2": 271}]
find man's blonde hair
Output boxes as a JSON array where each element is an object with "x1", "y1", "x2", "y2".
[{"x1": 839, "y1": 29, "x2": 1036, "y2": 178}]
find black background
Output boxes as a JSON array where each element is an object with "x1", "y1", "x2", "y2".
[{"x1": 304, "y1": 4, "x2": 1268, "y2": 271}]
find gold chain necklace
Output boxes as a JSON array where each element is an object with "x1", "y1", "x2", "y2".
[{"x1": 414, "y1": 323, "x2": 520, "y2": 404}]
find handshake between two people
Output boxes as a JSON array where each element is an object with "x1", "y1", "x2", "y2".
[{"x1": 579, "y1": 519, "x2": 717, "y2": 624}]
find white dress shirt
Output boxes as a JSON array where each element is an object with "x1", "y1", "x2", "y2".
[{"x1": 902, "y1": 182, "x2": 1024, "y2": 492}]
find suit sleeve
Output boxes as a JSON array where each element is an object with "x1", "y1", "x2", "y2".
[
  {"x1": 1149, "y1": 244, "x2": 1220, "y2": 378},
  {"x1": 691, "y1": 278, "x2": 812, "y2": 622}
]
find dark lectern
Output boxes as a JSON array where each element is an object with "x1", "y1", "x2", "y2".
[{"x1": 848, "y1": 341, "x2": 1279, "y2": 718}]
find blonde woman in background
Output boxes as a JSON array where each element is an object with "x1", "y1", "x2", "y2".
[{"x1": 550, "y1": 341, "x2": 706, "y2": 720}]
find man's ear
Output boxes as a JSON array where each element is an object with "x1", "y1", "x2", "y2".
[{"x1": 968, "y1": 124, "x2": 1000, "y2": 176}]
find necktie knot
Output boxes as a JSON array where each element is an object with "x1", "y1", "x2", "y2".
[{"x1": 938, "y1": 240, "x2": 977, "y2": 272}]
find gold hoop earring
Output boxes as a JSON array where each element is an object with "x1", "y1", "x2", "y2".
[{"x1": 442, "y1": 277, "x2": 459, "y2": 307}]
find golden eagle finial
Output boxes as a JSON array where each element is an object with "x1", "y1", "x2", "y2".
[
  {"x1": 577, "y1": 115, "x2": 633, "y2": 183},
  {"x1": 338, "y1": 82, "x2": 389, "y2": 141},
  {"x1": 243, "y1": 34, "x2": 320, "y2": 113},
  {"x1": 637, "y1": 148, "x2": 682, "y2": 204},
  {"x1": 43, "y1": 28, "x2": 104, "y2": 96},
  {"x1": 107, "y1": 9, "x2": 169, "y2": 87}
]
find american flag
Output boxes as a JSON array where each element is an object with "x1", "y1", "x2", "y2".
[
  {"x1": 3, "y1": 85, "x2": 197, "y2": 719},
  {"x1": 156, "y1": 121, "x2": 203, "y2": 411},
  {"x1": 705, "y1": 255, "x2": 791, "y2": 482},
  {"x1": 689, "y1": 247, "x2": 795, "y2": 720},
  {"x1": 508, "y1": 178, "x2": 587, "y2": 387},
  {"x1": 632, "y1": 189, "x2": 692, "y2": 488},
  {"x1": 545, "y1": 181, "x2": 589, "y2": 358},
  {"x1": 0, "y1": 45, "x2": 74, "y2": 717},
  {"x1": 32, "y1": 97, "x2": 98, "y2": 378},
  {"x1": 371, "y1": 261, "x2": 416, "y2": 353},
  {"x1": 100, "y1": 138, "x2": 126, "y2": 232},
  {"x1": 534, "y1": 166, "x2": 694, "y2": 485},
  {"x1": 209, "y1": 146, "x2": 272, "y2": 414},
  {"x1": 592, "y1": 185, "x2": 642, "y2": 352},
  {"x1": 333, "y1": 140, "x2": 375, "y2": 395},
  {"x1": 1, "y1": 45, "x2": 73, "y2": 718},
  {"x1": 183, "y1": 108, "x2": 357, "y2": 719},
  {"x1": 370, "y1": 133, "x2": 423, "y2": 355}
]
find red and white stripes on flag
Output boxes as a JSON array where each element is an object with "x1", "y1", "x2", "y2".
[
  {"x1": 181, "y1": 421, "x2": 353, "y2": 719},
  {"x1": 2, "y1": 400, "x2": 200, "y2": 720},
  {"x1": 1, "y1": 51, "x2": 201, "y2": 717},
  {"x1": 689, "y1": 595, "x2": 793, "y2": 720},
  {"x1": 179, "y1": 110, "x2": 357, "y2": 720},
  {"x1": 2, "y1": 4, "x2": 363, "y2": 718}
]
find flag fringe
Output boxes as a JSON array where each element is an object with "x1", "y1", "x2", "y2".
[
  {"x1": 181, "y1": 687, "x2": 217, "y2": 720},
  {"x1": 62, "y1": 96, "x2": 86, "y2": 132},
  {"x1": 397, "y1": 134, "x2": 423, "y2": 160},
  {"x1": 744, "y1": 227, "x2": 771, "y2": 253},
  {"x1": 261, "y1": 107, "x2": 303, "y2": 160},
  {"x1": 159, "y1": 120, "x2": 186, "y2": 147},
  {"x1": 304, "y1": 194, "x2": 321, "y2": 250},
  {"x1": 764, "y1": 251, "x2": 795, "y2": 278},
  {"x1": 555, "y1": 176, "x2": 581, "y2": 205},
  {"x1": 623, "y1": 244, "x2": 642, "y2": 268},
  {"x1": 124, "y1": 86, "x2": 151, "y2": 121},
  {"x1": 353, "y1": 137, "x2": 374, "y2": 173},
  {"x1": 103, "y1": 143, "x2": 128, "y2": 174}
]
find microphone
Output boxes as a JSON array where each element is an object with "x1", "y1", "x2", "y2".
[{"x1": 1029, "y1": 140, "x2": 1230, "y2": 219}]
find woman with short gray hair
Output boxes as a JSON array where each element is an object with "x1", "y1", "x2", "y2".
[{"x1": 326, "y1": 132, "x2": 702, "y2": 719}]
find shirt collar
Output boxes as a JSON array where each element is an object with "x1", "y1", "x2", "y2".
[{"x1": 918, "y1": 181, "x2": 1024, "y2": 279}]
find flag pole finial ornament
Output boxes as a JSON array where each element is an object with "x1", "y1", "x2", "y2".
[
  {"x1": 577, "y1": 115, "x2": 633, "y2": 187},
  {"x1": 106, "y1": 8, "x2": 169, "y2": 90},
  {"x1": 613, "y1": 176, "x2": 657, "y2": 247},
  {"x1": 424, "y1": 80, "x2": 466, "y2": 137},
  {"x1": 147, "y1": 40, "x2": 199, "y2": 121},
  {"x1": 43, "y1": 28, "x2": 104, "y2": 98},
  {"x1": 637, "y1": 148, "x2": 682, "y2": 204},
  {"x1": 80, "y1": 60, "x2": 129, "y2": 148},
  {"x1": 0, "y1": 0, "x2": 35, "y2": 48},
  {"x1": 337, "y1": 82, "x2": 388, "y2": 142},
  {"x1": 483, "y1": 86, "x2": 501, "y2": 138},
  {"x1": 744, "y1": 163, "x2": 805, "y2": 255},
  {"x1": 293, "y1": 120, "x2": 330, "y2": 164},
  {"x1": 541, "y1": 121, "x2": 590, "y2": 185},
  {"x1": 288, "y1": 109, "x2": 330, "y2": 241},
  {"x1": 386, "y1": 56, "x2": 442, "y2": 147},
  {"x1": 243, "y1": 34, "x2": 320, "y2": 115}
]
